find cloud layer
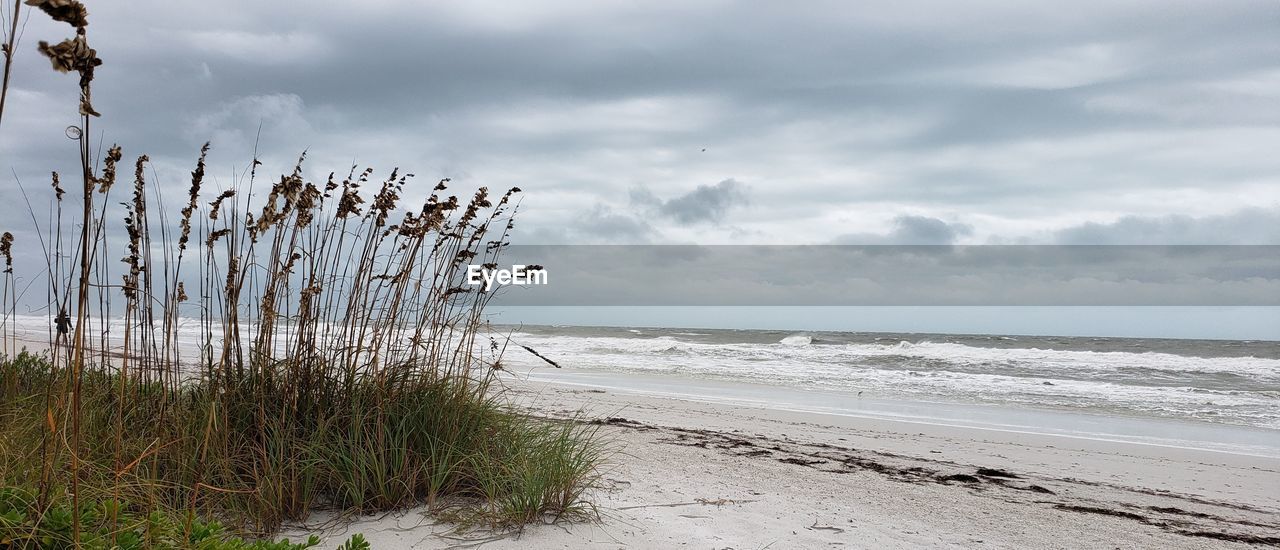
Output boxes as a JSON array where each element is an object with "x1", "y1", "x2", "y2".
[{"x1": 0, "y1": 0, "x2": 1276, "y2": 248}]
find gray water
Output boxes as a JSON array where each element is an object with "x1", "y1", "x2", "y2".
[{"x1": 499, "y1": 325, "x2": 1280, "y2": 431}]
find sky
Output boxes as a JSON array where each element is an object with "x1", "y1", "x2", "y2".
[{"x1": 0, "y1": 1, "x2": 1277, "y2": 337}]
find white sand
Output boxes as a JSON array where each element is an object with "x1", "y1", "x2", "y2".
[{"x1": 288, "y1": 375, "x2": 1280, "y2": 549}]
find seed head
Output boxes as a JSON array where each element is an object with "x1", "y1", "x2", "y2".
[
  {"x1": 96, "y1": 145, "x2": 122, "y2": 193},
  {"x1": 0, "y1": 232, "x2": 13, "y2": 273},
  {"x1": 178, "y1": 143, "x2": 210, "y2": 252},
  {"x1": 50, "y1": 171, "x2": 64, "y2": 201},
  {"x1": 24, "y1": 0, "x2": 89, "y2": 28},
  {"x1": 209, "y1": 189, "x2": 235, "y2": 221},
  {"x1": 36, "y1": 29, "x2": 102, "y2": 115}
]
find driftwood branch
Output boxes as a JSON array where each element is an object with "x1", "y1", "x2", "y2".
[{"x1": 519, "y1": 344, "x2": 562, "y2": 368}]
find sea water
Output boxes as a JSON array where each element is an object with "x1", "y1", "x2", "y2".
[{"x1": 498, "y1": 325, "x2": 1280, "y2": 454}]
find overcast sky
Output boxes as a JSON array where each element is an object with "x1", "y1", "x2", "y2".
[
  {"x1": 1, "y1": 1, "x2": 1277, "y2": 337},
  {"x1": 3, "y1": 0, "x2": 1278, "y2": 246}
]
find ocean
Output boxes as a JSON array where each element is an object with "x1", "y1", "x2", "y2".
[
  {"x1": 7, "y1": 313, "x2": 1277, "y2": 454},
  {"x1": 498, "y1": 325, "x2": 1280, "y2": 434}
]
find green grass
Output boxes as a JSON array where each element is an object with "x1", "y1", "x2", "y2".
[
  {"x1": 0, "y1": 351, "x2": 601, "y2": 539},
  {"x1": 0, "y1": 483, "x2": 372, "y2": 550}
]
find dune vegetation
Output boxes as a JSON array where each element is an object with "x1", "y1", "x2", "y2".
[{"x1": 0, "y1": 1, "x2": 601, "y2": 547}]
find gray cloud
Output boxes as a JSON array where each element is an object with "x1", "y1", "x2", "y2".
[
  {"x1": 1052, "y1": 207, "x2": 1280, "y2": 245},
  {"x1": 576, "y1": 204, "x2": 654, "y2": 242},
  {"x1": 834, "y1": 215, "x2": 973, "y2": 244},
  {"x1": 633, "y1": 179, "x2": 748, "y2": 225},
  {"x1": 519, "y1": 203, "x2": 654, "y2": 244}
]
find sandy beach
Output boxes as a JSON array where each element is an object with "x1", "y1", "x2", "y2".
[
  {"x1": 285, "y1": 370, "x2": 1280, "y2": 549},
  {"x1": 8, "y1": 330, "x2": 1279, "y2": 548}
]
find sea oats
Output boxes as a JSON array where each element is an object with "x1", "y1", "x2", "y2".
[
  {"x1": 50, "y1": 171, "x2": 63, "y2": 201},
  {"x1": 0, "y1": 232, "x2": 12, "y2": 273},
  {"x1": 178, "y1": 143, "x2": 209, "y2": 252},
  {"x1": 35, "y1": 30, "x2": 101, "y2": 115},
  {"x1": 369, "y1": 168, "x2": 407, "y2": 227},
  {"x1": 295, "y1": 182, "x2": 321, "y2": 228},
  {"x1": 205, "y1": 228, "x2": 230, "y2": 248},
  {"x1": 23, "y1": 0, "x2": 88, "y2": 28},
  {"x1": 209, "y1": 189, "x2": 235, "y2": 221},
  {"x1": 120, "y1": 155, "x2": 148, "y2": 299},
  {"x1": 95, "y1": 144, "x2": 121, "y2": 193},
  {"x1": 1, "y1": 2, "x2": 599, "y2": 535}
]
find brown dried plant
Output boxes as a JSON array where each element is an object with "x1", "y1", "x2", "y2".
[
  {"x1": 0, "y1": 231, "x2": 12, "y2": 273},
  {"x1": 0, "y1": 0, "x2": 601, "y2": 541},
  {"x1": 24, "y1": 0, "x2": 88, "y2": 27}
]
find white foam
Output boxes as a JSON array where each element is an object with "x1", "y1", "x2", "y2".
[
  {"x1": 503, "y1": 330, "x2": 1280, "y2": 429},
  {"x1": 779, "y1": 335, "x2": 811, "y2": 346}
]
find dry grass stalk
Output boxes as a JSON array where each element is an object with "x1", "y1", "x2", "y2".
[{"x1": 0, "y1": 1, "x2": 602, "y2": 540}]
